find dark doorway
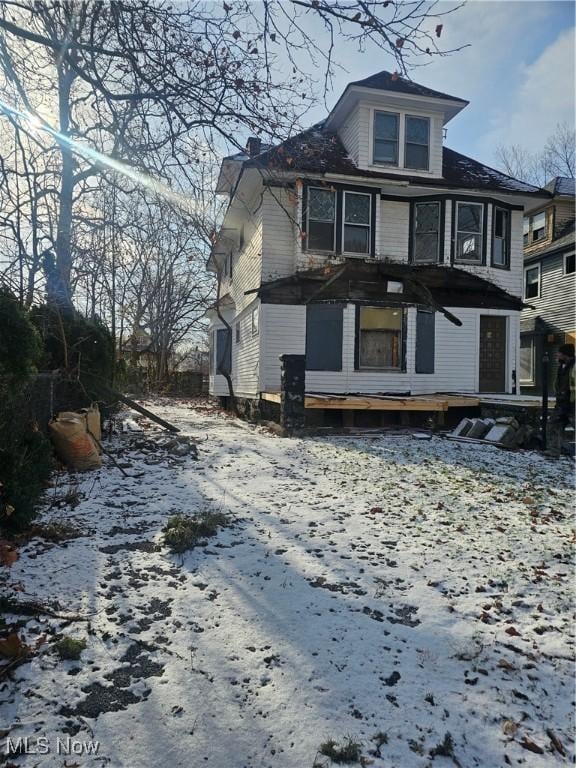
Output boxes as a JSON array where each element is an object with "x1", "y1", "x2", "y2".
[{"x1": 479, "y1": 316, "x2": 507, "y2": 393}]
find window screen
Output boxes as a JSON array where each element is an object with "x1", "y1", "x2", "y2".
[{"x1": 307, "y1": 187, "x2": 336, "y2": 251}]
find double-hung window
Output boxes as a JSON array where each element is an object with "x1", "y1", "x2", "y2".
[
  {"x1": 343, "y1": 191, "x2": 371, "y2": 254},
  {"x1": 358, "y1": 307, "x2": 403, "y2": 370},
  {"x1": 405, "y1": 116, "x2": 430, "y2": 170},
  {"x1": 492, "y1": 207, "x2": 510, "y2": 268},
  {"x1": 524, "y1": 265, "x2": 540, "y2": 299},
  {"x1": 564, "y1": 252, "x2": 575, "y2": 275},
  {"x1": 519, "y1": 336, "x2": 535, "y2": 384},
  {"x1": 307, "y1": 187, "x2": 336, "y2": 251},
  {"x1": 523, "y1": 211, "x2": 548, "y2": 245},
  {"x1": 455, "y1": 202, "x2": 483, "y2": 262},
  {"x1": 413, "y1": 202, "x2": 440, "y2": 263},
  {"x1": 373, "y1": 112, "x2": 399, "y2": 166}
]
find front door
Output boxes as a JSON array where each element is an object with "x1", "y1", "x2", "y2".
[{"x1": 479, "y1": 316, "x2": 507, "y2": 393}]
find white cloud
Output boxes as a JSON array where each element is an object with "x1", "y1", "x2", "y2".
[{"x1": 477, "y1": 25, "x2": 575, "y2": 159}]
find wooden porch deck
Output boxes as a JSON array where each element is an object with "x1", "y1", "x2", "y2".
[{"x1": 260, "y1": 392, "x2": 549, "y2": 412}]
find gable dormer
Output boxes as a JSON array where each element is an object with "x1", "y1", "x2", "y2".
[{"x1": 325, "y1": 71, "x2": 468, "y2": 178}]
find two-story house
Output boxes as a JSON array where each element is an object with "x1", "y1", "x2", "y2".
[
  {"x1": 207, "y1": 71, "x2": 549, "y2": 420},
  {"x1": 520, "y1": 176, "x2": 575, "y2": 394}
]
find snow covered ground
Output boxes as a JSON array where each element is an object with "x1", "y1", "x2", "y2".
[{"x1": 1, "y1": 399, "x2": 574, "y2": 768}]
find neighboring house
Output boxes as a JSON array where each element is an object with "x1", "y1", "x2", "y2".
[
  {"x1": 207, "y1": 71, "x2": 549, "y2": 412},
  {"x1": 520, "y1": 177, "x2": 575, "y2": 394}
]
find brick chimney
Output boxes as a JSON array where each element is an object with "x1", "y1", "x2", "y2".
[{"x1": 246, "y1": 137, "x2": 261, "y2": 157}]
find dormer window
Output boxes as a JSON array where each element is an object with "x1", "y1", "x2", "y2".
[
  {"x1": 373, "y1": 112, "x2": 399, "y2": 166},
  {"x1": 523, "y1": 210, "x2": 548, "y2": 246},
  {"x1": 405, "y1": 116, "x2": 430, "y2": 170}
]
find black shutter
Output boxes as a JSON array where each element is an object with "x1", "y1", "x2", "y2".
[
  {"x1": 415, "y1": 310, "x2": 435, "y2": 374},
  {"x1": 216, "y1": 328, "x2": 232, "y2": 375},
  {"x1": 306, "y1": 304, "x2": 343, "y2": 371}
]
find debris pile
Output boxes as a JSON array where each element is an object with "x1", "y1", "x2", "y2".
[{"x1": 448, "y1": 416, "x2": 533, "y2": 448}]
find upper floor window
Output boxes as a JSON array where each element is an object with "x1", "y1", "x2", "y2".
[
  {"x1": 413, "y1": 202, "x2": 440, "y2": 263},
  {"x1": 455, "y1": 202, "x2": 483, "y2": 263},
  {"x1": 524, "y1": 264, "x2": 540, "y2": 299},
  {"x1": 251, "y1": 305, "x2": 259, "y2": 336},
  {"x1": 405, "y1": 116, "x2": 430, "y2": 170},
  {"x1": 343, "y1": 191, "x2": 371, "y2": 254},
  {"x1": 307, "y1": 187, "x2": 336, "y2": 251},
  {"x1": 564, "y1": 252, "x2": 575, "y2": 275},
  {"x1": 523, "y1": 210, "x2": 548, "y2": 246},
  {"x1": 373, "y1": 112, "x2": 399, "y2": 166},
  {"x1": 492, "y1": 207, "x2": 510, "y2": 268}
]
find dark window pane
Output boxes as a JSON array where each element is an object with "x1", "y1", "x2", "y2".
[
  {"x1": 458, "y1": 204, "x2": 482, "y2": 232},
  {"x1": 405, "y1": 144, "x2": 429, "y2": 170},
  {"x1": 344, "y1": 225, "x2": 369, "y2": 253},
  {"x1": 308, "y1": 188, "x2": 335, "y2": 221},
  {"x1": 494, "y1": 208, "x2": 507, "y2": 238},
  {"x1": 415, "y1": 203, "x2": 439, "y2": 233},
  {"x1": 374, "y1": 112, "x2": 398, "y2": 140},
  {"x1": 306, "y1": 304, "x2": 344, "y2": 371},
  {"x1": 520, "y1": 337, "x2": 534, "y2": 382},
  {"x1": 415, "y1": 233, "x2": 438, "y2": 263},
  {"x1": 308, "y1": 220, "x2": 334, "y2": 250},
  {"x1": 565, "y1": 254, "x2": 575, "y2": 274},
  {"x1": 405, "y1": 116, "x2": 429, "y2": 144},
  {"x1": 374, "y1": 138, "x2": 397, "y2": 164},
  {"x1": 457, "y1": 233, "x2": 481, "y2": 260},
  {"x1": 344, "y1": 193, "x2": 370, "y2": 225},
  {"x1": 525, "y1": 267, "x2": 539, "y2": 298}
]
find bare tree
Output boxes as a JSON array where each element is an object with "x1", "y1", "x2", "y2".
[
  {"x1": 0, "y1": 0, "x2": 466, "y2": 310},
  {"x1": 496, "y1": 121, "x2": 575, "y2": 187}
]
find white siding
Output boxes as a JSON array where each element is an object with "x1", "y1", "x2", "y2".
[
  {"x1": 260, "y1": 304, "x2": 306, "y2": 391},
  {"x1": 261, "y1": 188, "x2": 297, "y2": 281},
  {"x1": 232, "y1": 300, "x2": 261, "y2": 397},
  {"x1": 379, "y1": 200, "x2": 410, "y2": 261},
  {"x1": 339, "y1": 107, "x2": 360, "y2": 164},
  {"x1": 260, "y1": 303, "x2": 520, "y2": 395},
  {"x1": 229, "y1": 211, "x2": 263, "y2": 314}
]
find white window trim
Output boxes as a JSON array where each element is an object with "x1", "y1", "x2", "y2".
[
  {"x1": 367, "y1": 105, "x2": 436, "y2": 173},
  {"x1": 404, "y1": 114, "x2": 430, "y2": 172},
  {"x1": 412, "y1": 200, "x2": 441, "y2": 263},
  {"x1": 519, "y1": 336, "x2": 535, "y2": 385},
  {"x1": 306, "y1": 186, "x2": 336, "y2": 253},
  {"x1": 455, "y1": 201, "x2": 484, "y2": 264},
  {"x1": 372, "y1": 110, "x2": 400, "y2": 167},
  {"x1": 524, "y1": 263, "x2": 541, "y2": 300},
  {"x1": 342, "y1": 190, "x2": 372, "y2": 256},
  {"x1": 563, "y1": 251, "x2": 575, "y2": 276},
  {"x1": 491, "y1": 206, "x2": 510, "y2": 268}
]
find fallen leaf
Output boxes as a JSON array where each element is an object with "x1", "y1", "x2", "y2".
[
  {"x1": 505, "y1": 626, "x2": 521, "y2": 637},
  {"x1": 502, "y1": 720, "x2": 518, "y2": 737},
  {"x1": 519, "y1": 735, "x2": 544, "y2": 754},
  {"x1": 0, "y1": 632, "x2": 27, "y2": 659},
  {"x1": 0, "y1": 540, "x2": 18, "y2": 568}
]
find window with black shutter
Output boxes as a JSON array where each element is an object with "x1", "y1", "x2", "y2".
[
  {"x1": 415, "y1": 310, "x2": 435, "y2": 374},
  {"x1": 216, "y1": 328, "x2": 232, "y2": 375},
  {"x1": 306, "y1": 304, "x2": 343, "y2": 371}
]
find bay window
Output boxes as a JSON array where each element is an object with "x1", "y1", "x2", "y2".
[
  {"x1": 492, "y1": 207, "x2": 510, "y2": 268},
  {"x1": 343, "y1": 191, "x2": 371, "y2": 254},
  {"x1": 373, "y1": 111, "x2": 399, "y2": 166},
  {"x1": 455, "y1": 202, "x2": 483, "y2": 262},
  {"x1": 307, "y1": 187, "x2": 336, "y2": 251},
  {"x1": 358, "y1": 307, "x2": 404, "y2": 370},
  {"x1": 405, "y1": 116, "x2": 430, "y2": 170},
  {"x1": 413, "y1": 201, "x2": 440, "y2": 263}
]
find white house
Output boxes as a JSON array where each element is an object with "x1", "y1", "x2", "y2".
[{"x1": 207, "y1": 71, "x2": 549, "y2": 415}]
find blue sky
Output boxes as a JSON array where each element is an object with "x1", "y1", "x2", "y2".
[{"x1": 299, "y1": 0, "x2": 575, "y2": 168}]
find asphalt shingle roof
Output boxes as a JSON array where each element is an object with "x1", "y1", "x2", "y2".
[{"x1": 348, "y1": 70, "x2": 468, "y2": 104}]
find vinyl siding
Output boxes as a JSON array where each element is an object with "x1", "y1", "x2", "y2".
[
  {"x1": 522, "y1": 252, "x2": 576, "y2": 333},
  {"x1": 339, "y1": 108, "x2": 360, "y2": 164},
  {"x1": 229, "y1": 211, "x2": 263, "y2": 314},
  {"x1": 261, "y1": 187, "x2": 297, "y2": 281},
  {"x1": 260, "y1": 303, "x2": 520, "y2": 395},
  {"x1": 232, "y1": 301, "x2": 262, "y2": 397},
  {"x1": 379, "y1": 200, "x2": 410, "y2": 261}
]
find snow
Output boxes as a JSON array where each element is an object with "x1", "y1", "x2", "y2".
[{"x1": 1, "y1": 399, "x2": 574, "y2": 767}]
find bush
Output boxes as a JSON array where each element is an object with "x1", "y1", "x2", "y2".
[
  {"x1": 162, "y1": 510, "x2": 229, "y2": 553},
  {"x1": 0, "y1": 290, "x2": 41, "y2": 387},
  {"x1": 319, "y1": 738, "x2": 362, "y2": 764},
  {"x1": 55, "y1": 636, "x2": 86, "y2": 661},
  {"x1": 30, "y1": 305, "x2": 114, "y2": 399},
  {"x1": 0, "y1": 292, "x2": 53, "y2": 531}
]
